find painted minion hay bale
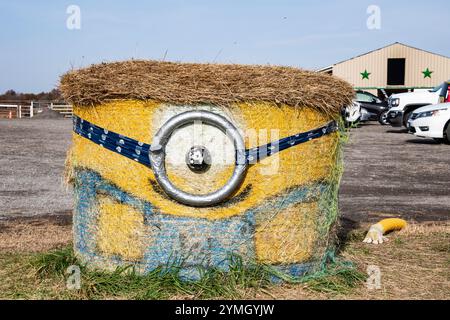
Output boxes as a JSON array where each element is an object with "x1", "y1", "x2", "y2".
[{"x1": 61, "y1": 60, "x2": 354, "y2": 280}]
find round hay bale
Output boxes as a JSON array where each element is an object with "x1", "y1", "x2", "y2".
[{"x1": 61, "y1": 60, "x2": 354, "y2": 280}]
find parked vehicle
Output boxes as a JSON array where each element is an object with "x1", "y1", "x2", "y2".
[
  {"x1": 387, "y1": 80, "x2": 450, "y2": 127},
  {"x1": 355, "y1": 90, "x2": 389, "y2": 125},
  {"x1": 342, "y1": 101, "x2": 362, "y2": 127},
  {"x1": 407, "y1": 103, "x2": 450, "y2": 143},
  {"x1": 360, "y1": 107, "x2": 371, "y2": 122}
]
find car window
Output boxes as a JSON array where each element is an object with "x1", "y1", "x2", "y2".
[
  {"x1": 429, "y1": 84, "x2": 443, "y2": 94},
  {"x1": 356, "y1": 92, "x2": 375, "y2": 102}
]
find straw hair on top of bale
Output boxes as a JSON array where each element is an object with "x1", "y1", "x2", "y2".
[{"x1": 60, "y1": 60, "x2": 354, "y2": 114}]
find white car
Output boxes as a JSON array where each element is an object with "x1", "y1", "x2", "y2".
[
  {"x1": 343, "y1": 101, "x2": 362, "y2": 126},
  {"x1": 387, "y1": 81, "x2": 450, "y2": 127},
  {"x1": 407, "y1": 103, "x2": 450, "y2": 143}
]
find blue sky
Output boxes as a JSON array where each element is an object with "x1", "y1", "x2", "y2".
[{"x1": 0, "y1": 0, "x2": 449, "y2": 93}]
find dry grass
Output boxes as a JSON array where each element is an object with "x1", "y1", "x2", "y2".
[
  {"x1": 0, "y1": 218, "x2": 448, "y2": 300},
  {"x1": 0, "y1": 216, "x2": 72, "y2": 253},
  {"x1": 60, "y1": 60, "x2": 354, "y2": 115},
  {"x1": 256, "y1": 222, "x2": 450, "y2": 300},
  {"x1": 338, "y1": 223, "x2": 450, "y2": 300}
]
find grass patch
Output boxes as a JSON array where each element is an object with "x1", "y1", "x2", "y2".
[
  {"x1": 268, "y1": 260, "x2": 367, "y2": 295},
  {"x1": 29, "y1": 246, "x2": 272, "y2": 300},
  {"x1": 2, "y1": 222, "x2": 448, "y2": 299},
  {"x1": 31, "y1": 246, "x2": 78, "y2": 277},
  {"x1": 24, "y1": 246, "x2": 366, "y2": 299},
  {"x1": 301, "y1": 265, "x2": 367, "y2": 294},
  {"x1": 394, "y1": 237, "x2": 404, "y2": 246}
]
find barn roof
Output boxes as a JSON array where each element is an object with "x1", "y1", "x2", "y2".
[{"x1": 318, "y1": 42, "x2": 450, "y2": 71}]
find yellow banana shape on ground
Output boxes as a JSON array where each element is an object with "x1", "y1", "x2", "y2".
[{"x1": 363, "y1": 218, "x2": 407, "y2": 244}]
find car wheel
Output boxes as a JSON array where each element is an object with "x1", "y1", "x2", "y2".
[
  {"x1": 445, "y1": 122, "x2": 450, "y2": 144},
  {"x1": 378, "y1": 111, "x2": 389, "y2": 125},
  {"x1": 403, "y1": 111, "x2": 412, "y2": 127}
]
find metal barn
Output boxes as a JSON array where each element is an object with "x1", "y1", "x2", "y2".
[{"x1": 318, "y1": 42, "x2": 450, "y2": 98}]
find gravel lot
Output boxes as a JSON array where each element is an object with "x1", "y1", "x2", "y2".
[
  {"x1": 0, "y1": 119, "x2": 449, "y2": 223},
  {"x1": 340, "y1": 123, "x2": 450, "y2": 224},
  {"x1": 0, "y1": 119, "x2": 73, "y2": 220}
]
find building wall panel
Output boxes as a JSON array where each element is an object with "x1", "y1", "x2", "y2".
[{"x1": 332, "y1": 43, "x2": 450, "y2": 89}]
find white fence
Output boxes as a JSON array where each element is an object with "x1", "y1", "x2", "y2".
[
  {"x1": 50, "y1": 103, "x2": 73, "y2": 118},
  {"x1": 0, "y1": 102, "x2": 73, "y2": 119},
  {"x1": 0, "y1": 104, "x2": 22, "y2": 119}
]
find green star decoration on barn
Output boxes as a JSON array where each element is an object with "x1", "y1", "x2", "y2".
[
  {"x1": 360, "y1": 70, "x2": 371, "y2": 80},
  {"x1": 422, "y1": 68, "x2": 433, "y2": 78}
]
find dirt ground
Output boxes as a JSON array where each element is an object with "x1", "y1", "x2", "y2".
[{"x1": 0, "y1": 118, "x2": 449, "y2": 299}]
